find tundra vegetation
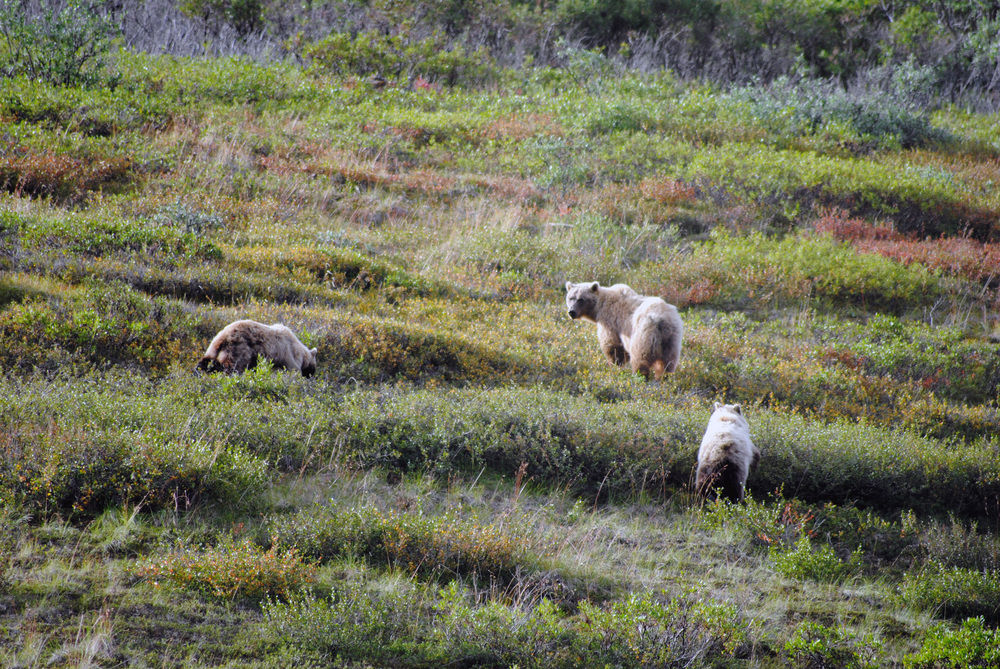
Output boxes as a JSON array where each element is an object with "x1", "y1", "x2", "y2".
[{"x1": 1, "y1": 0, "x2": 1000, "y2": 666}]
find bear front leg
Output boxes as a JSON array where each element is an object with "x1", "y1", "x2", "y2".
[{"x1": 597, "y1": 324, "x2": 629, "y2": 366}]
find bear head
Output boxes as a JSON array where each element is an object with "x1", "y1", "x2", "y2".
[
  {"x1": 196, "y1": 356, "x2": 226, "y2": 374},
  {"x1": 565, "y1": 281, "x2": 600, "y2": 321},
  {"x1": 711, "y1": 402, "x2": 747, "y2": 426},
  {"x1": 302, "y1": 347, "x2": 318, "y2": 378}
]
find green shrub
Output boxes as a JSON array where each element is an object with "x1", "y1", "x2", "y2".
[
  {"x1": 772, "y1": 232, "x2": 941, "y2": 311},
  {"x1": 229, "y1": 245, "x2": 449, "y2": 297},
  {"x1": 268, "y1": 505, "x2": 531, "y2": 583},
  {"x1": 179, "y1": 0, "x2": 264, "y2": 37},
  {"x1": 772, "y1": 535, "x2": 861, "y2": 583},
  {"x1": 728, "y1": 76, "x2": 947, "y2": 150},
  {"x1": 784, "y1": 622, "x2": 882, "y2": 669},
  {"x1": 304, "y1": 31, "x2": 497, "y2": 87},
  {"x1": 699, "y1": 496, "x2": 801, "y2": 547},
  {"x1": 920, "y1": 518, "x2": 1000, "y2": 572},
  {"x1": 132, "y1": 539, "x2": 316, "y2": 602},
  {"x1": 17, "y1": 210, "x2": 217, "y2": 259},
  {"x1": 899, "y1": 563, "x2": 1000, "y2": 623},
  {"x1": 575, "y1": 592, "x2": 745, "y2": 667},
  {"x1": 0, "y1": 282, "x2": 198, "y2": 373},
  {"x1": 0, "y1": 0, "x2": 121, "y2": 88},
  {"x1": 0, "y1": 424, "x2": 268, "y2": 517},
  {"x1": 904, "y1": 617, "x2": 1000, "y2": 669},
  {"x1": 430, "y1": 583, "x2": 571, "y2": 667},
  {"x1": 260, "y1": 582, "x2": 419, "y2": 661}
]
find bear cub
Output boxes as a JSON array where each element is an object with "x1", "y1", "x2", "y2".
[
  {"x1": 565, "y1": 281, "x2": 683, "y2": 380},
  {"x1": 197, "y1": 320, "x2": 317, "y2": 378},
  {"x1": 695, "y1": 402, "x2": 761, "y2": 503}
]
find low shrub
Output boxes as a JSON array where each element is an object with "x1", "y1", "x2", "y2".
[
  {"x1": 0, "y1": 149, "x2": 132, "y2": 201},
  {"x1": 575, "y1": 592, "x2": 746, "y2": 667},
  {"x1": 328, "y1": 316, "x2": 535, "y2": 384},
  {"x1": 260, "y1": 582, "x2": 419, "y2": 661},
  {"x1": 36, "y1": 257, "x2": 341, "y2": 308},
  {"x1": 783, "y1": 622, "x2": 882, "y2": 669},
  {"x1": 229, "y1": 246, "x2": 449, "y2": 296},
  {"x1": 132, "y1": 539, "x2": 316, "y2": 602},
  {"x1": 0, "y1": 282, "x2": 197, "y2": 374},
  {"x1": 700, "y1": 497, "x2": 817, "y2": 549},
  {"x1": 431, "y1": 583, "x2": 570, "y2": 667},
  {"x1": 772, "y1": 535, "x2": 861, "y2": 583},
  {"x1": 728, "y1": 76, "x2": 946, "y2": 151},
  {"x1": 0, "y1": 424, "x2": 268, "y2": 517},
  {"x1": 774, "y1": 232, "x2": 941, "y2": 312},
  {"x1": 268, "y1": 505, "x2": 531, "y2": 583},
  {"x1": 904, "y1": 617, "x2": 1000, "y2": 669},
  {"x1": 899, "y1": 563, "x2": 1000, "y2": 623},
  {"x1": 303, "y1": 31, "x2": 497, "y2": 87},
  {"x1": 751, "y1": 411, "x2": 1000, "y2": 519},
  {"x1": 16, "y1": 210, "x2": 218, "y2": 260},
  {"x1": 0, "y1": 0, "x2": 121, "y2": 88},
  {"x1": 920, "y1": 518, "x2": 1000, "y2": 572},
  {"x1": 808, "y1": 504, "x2": 921, "y2": 572}
]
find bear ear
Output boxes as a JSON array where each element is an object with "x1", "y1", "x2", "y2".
[
  {"x1": 565, "y1": 281, "x2": 573, "y2": 291},
  {"x1": 733, "y1": 404, "x2": 743, "y2": 414},
  {"x1": 589, "y1": 282, "x2": 599, "y2": 292},
  {"x1": 713, "y1": 401, "x2": 722, "y2": 411}
]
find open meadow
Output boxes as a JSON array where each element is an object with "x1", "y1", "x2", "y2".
[{"x1": 2, "y1": 1, "x2": 1000, "y2": 666}]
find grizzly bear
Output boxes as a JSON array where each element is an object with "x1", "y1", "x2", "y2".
[
  {"x1": 197, "y1": 320, "x2": 317, "y2": 378},
  {"x1": 564, "y1": 281, "x2": 683, "y2": 379},
  {"x1": 695, "y1": 402, "x2": 761, "y2": 503}
]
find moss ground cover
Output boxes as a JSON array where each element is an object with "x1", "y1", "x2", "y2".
[{"x1": 2, "y1": 24, "x2": 1000, "y2": 667}]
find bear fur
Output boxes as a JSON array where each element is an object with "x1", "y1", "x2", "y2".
[
  {"x1": 695, "y1": 402, "x2": 761, "y2": 503},
  {"x1": 565, "y1": 281, "x2": 683, "y2": 379},
  {"x1": 197, "y1": 320, "x2": 317, "y2": 378}
]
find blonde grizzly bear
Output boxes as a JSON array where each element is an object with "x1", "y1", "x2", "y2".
[
  {"x1": 695, "y1": 402, "x2": 761, "y2": 503},
  {"x1": 565, "y1": 281, "x2": 683, "y2": 379},
  {"x1": 197, "y1": 320, "x2": 317, "y2": 378}
]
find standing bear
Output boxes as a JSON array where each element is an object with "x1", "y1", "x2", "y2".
[
  {"x1": 197, "y1": 319, "x2": 318, "y2": 378},
  {"x1": 695, "y1": 402, "x2": 761, "y2": 503},
  {"x1": 565, "y1": 281, "x2": 683, "y2": 380}
]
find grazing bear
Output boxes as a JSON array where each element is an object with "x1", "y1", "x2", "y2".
[
  {"x1": 695, "y1": 402, "x2": 761, "y2": 503},
  {"x1": 565, "y1": 281, "x2": 683, "y2": 379},
  {"x1": 197, "y1": 320, "x2": 317, "y2": 378}
]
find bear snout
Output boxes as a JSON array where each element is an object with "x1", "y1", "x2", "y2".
[{"x1": 568, "y1": 309, "x2": 578, "y2": 319}]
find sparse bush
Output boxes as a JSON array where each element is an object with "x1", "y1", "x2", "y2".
[
  {"x1": 920, "y1": 518, "x2": 1000, "y2": 573},
  {"x1": 260, "y1": 582, "x2": 419, "y2": 661},
  {"x1": 899, "y1": 563, "x2": 1000, "y2": 623},
  {"x1": 132, "y1": 539, "x2": 316, "y2": 602},
  {"x1": 0, "y1": 422, "x2": 268, "y2": 517},
  {"x1": 700, "y1": 497, "x2": 816, "y2": 548},
  {"x1": 180, "y1": 0, "x2": 264, "y2": 38},
  {"x1": 0, "y1": 149, "x2": 132, "y2": 201},
  {"x1": 268, "y1": 505, "x2": 532, "y2": 583},
  {"x1": 0, "y1": 282, "x2": 198, "y2": 373},
  {"x1": 432, "y1": 583, "x2": 571, "y2": 667},
  {"x1": 304, "y1": 31, "x2": 498, "y2": 87},
  {"x1": 575, "y1": 592, "x2": 745, "y2": 667}
]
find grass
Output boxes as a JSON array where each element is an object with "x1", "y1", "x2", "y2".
[{"x1": 1, "y1": 35, "x2": 1000, "y2": 668}]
